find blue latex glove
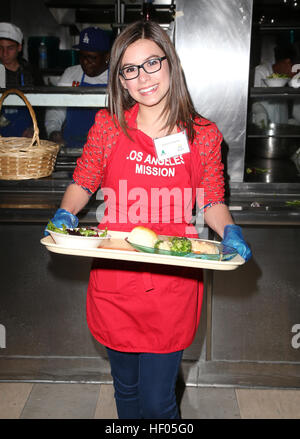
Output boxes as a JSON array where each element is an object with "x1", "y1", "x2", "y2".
[
  {"x1": 44, "y1": 208, "x2": 78, "y2": 236},
  {"x1": 222, "y1": 224, "x2": 252, "y2": 262}
]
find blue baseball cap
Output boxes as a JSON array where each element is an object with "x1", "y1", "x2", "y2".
[{"x1": 73, "y1": 27, "x2": 110, "y2": 52}]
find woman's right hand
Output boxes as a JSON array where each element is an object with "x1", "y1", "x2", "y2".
[{"x1": 44, "y1": 208, "x2": 79, "y2": 236}]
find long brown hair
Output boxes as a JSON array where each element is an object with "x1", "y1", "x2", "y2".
[{"x1": 108, "y1": 20, "x2": 201, "y2": 142}]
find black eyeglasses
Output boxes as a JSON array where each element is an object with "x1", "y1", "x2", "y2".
[{"x1": 119, "y1": 56, "x2": 167, "y2": 80}]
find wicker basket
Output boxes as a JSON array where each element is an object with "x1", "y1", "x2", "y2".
[{"x1": 0, "y1": 88, "x2": 60, "y2": 180}]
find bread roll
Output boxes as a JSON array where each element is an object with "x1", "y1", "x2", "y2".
[{"x1": 128, "y1": 226, "x2": 158, "y2": 248}]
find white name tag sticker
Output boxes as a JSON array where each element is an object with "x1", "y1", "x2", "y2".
[{"x1": 154, "y1": 131, "x2": 190, "y2": 160}]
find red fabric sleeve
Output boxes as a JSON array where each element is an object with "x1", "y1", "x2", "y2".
[
  {"x1": 72, "y1": 109, "x2": 119, "y2": 194},
  {"x1": 193, "y1": 120, "x2": 225, "y2": 211},
  {"x1": 202, "y1": 122, "x2": 225, "y2": 209}
]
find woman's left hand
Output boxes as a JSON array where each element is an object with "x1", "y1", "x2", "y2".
[{"x1": 221, "y1": 224, "x2": 252, "y2": 262}]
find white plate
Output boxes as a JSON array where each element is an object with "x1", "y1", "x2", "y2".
[
  {"x1": 47, "y1": 229, "x2": 111, "y2": 249},
  {"x1": 263, "y1": 77, "x2": 288, "y2": 87}
]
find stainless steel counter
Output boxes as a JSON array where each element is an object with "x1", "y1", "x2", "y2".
[{"x1": 1, "y1": 175, "x2": 300, "y2": 225}]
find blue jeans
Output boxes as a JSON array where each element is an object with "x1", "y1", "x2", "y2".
[{"x1": 106, "y1": 347, "x2": 183, "y2": 419}]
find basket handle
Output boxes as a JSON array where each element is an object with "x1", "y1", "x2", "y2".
[{"x1": 0, "y1": 88, "x2": 40, "y2": 147}]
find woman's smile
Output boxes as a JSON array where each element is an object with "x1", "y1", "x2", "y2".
[{"x1": 139, "y1": 84, "x2": 159, "y2": 95}]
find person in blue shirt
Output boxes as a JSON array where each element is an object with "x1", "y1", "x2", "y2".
[{"x1": 45, "y1": 27, "x2": 111, "y2": 148}]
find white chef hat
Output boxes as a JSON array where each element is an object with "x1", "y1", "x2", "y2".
[{"x1": 0, "y1": 23, "x2": 23, "y2": 45}]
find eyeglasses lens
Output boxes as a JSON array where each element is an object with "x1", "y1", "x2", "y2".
[{"x1": 121, "y1": 58, "x2": 163, "y2": 80}]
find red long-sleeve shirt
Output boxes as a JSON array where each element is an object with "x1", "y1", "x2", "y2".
[{"x1": 73, "y1": 104, "x2": 225, "y2": 210}]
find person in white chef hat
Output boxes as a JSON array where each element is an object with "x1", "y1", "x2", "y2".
[
  {"x1": 0, "y1": 22, "x2": 23, "y2": 72},
  {"x1": 0, "y1": 22, "x2": 44, "y2": 137}
]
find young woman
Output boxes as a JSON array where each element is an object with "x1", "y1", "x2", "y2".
[{"x1": 46, "y1": 20, "x2": 251, "y2": 419}]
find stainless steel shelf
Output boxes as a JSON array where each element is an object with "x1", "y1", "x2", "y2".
[
  {"x1": 247, "y1": 134, "x2": 300, "y2": 138},
  {"x1": 0, "y1": 87, "x2": 108, "y2": 107},
  {"x1": 250, "y1": 87, "x2": 300, "y2": 99}
]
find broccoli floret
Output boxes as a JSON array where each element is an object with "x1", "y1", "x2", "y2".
[
  {"x1": 170, "y1": 237, "x2": 192, "y2": 253},
  {"x1": 154, "y1": 240, "x2": 163, "y2": 249}
]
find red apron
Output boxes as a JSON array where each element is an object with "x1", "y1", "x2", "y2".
[{"x1": 86, "y1": 117, "x2": 204, "y2": 353}]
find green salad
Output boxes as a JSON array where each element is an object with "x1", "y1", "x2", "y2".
[
  {"x1": 47, "y1": 221, "x2": 108, "y2": 237},
  {"x1": 266, "y1": 73, "x2": 289, "y2": 79}
]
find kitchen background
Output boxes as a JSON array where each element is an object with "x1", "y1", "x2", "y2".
[
  {"x1": 0, "y1": 0, "x2": 299, "y2": 388},
  {"x1": 2, "y1": 0, "x2": 300, "y2": 183}
]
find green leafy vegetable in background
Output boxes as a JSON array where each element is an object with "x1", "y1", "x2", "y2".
[
  {"x1": 266, "y1": 73, "x2": 289, "y2": 79},
  {"x1": 246, "y1": 167, "x2": 269, "y2": 174},
  {"x1": 285, "y1": 200, "x2": 300, "y2": 207}
]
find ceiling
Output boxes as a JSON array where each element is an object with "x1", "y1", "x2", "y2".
[
  {"x1": 253, "y1": 0, "x2": 300, "y2": 26},
  {"x1": 45, "y1": 0, "x2": 175, "y2": 27}
]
